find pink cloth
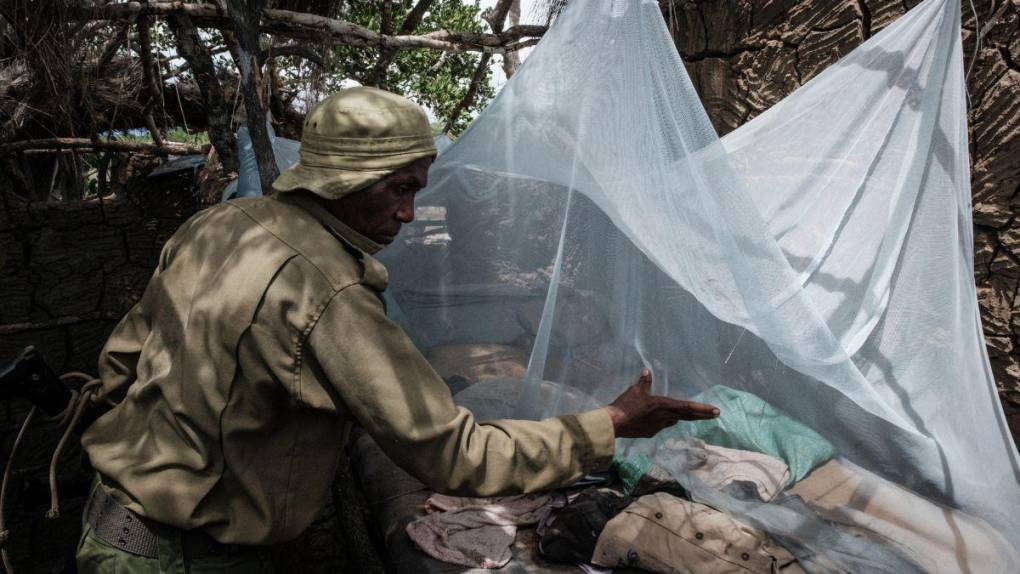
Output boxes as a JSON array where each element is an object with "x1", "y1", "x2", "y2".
[{"x1": 406, "y1": 493, "x2": 552, "y2": 568}]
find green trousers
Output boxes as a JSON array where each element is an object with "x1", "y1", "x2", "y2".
[
  {"x1": 76, "y1": 522, "x2": 276, "y2": 574},
  {"x1": 76, "y1": 480, "x2": 275, "y2": 574}
]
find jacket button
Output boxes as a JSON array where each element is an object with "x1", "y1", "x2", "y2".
[
  {"x1": 695, "y1": 532, "x2": 704, "y2": 540},
  {"x1": 741, "y1": 552, "x2": 750, "y2": 560},
  {"x1": 654, "y1": 512, "x2": 663, "y2": 519}
]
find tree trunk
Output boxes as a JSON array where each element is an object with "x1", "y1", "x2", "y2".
[
  {"x1": 501, "y1": 0, "x2": 521, "y2": 78},
  {"x1": 227, "y1": 0, "x2": 279, "y2": 193},
  {"x1": 166, "y1": 12, "x2": 240, "y2": 173}
]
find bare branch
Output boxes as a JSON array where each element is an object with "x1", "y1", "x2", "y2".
[
  {"x1": 440, "y1": 0, "x2": 515, "y2": 133},
  {"x1": 160, "y1": 46, "x2": 231, "y2": 80},
  {"x1": 165, "y1": 12, "x2": 239, "y2": 171},
  {"x1": 443, "y1": 53, "x2": 491, "y2": 134},
  {"x1": 226, "y1": 0, "x2": 278, "y2": 192},
  {"x1": 367, "y1": 0, "x2": 436, "y2": 87},
  {"x1": 137, "y1": 15, "x2": 166, "y2": 147},
  {"x1": 0, "y1": 137, "x2": 209, "y2": 156},
  {"x1": 265, "y1": 43, "x2": 324, "y2": 67},
  {"x1": 484, "y1": 0, "x2": 516, "y2": 32},
  {"x1": 96, "y1": 21, "x2": 133, "y2": 75},
  {"x1": 380, "y1": 0, "x2": 393, "y2": 36},
  {"x1": 502, "y1": 0, "x2": 522, "y2": 78},
  {"x1": 398, "y1": 0, "x2": 437, "y2": 35},
  {"x1": 73, "y1": 2, "x2": 547, "y2": 54}
]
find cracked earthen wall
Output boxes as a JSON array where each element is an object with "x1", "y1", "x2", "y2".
[
  {"x1": 665, "y1": 0, "x2": 1020, "y2": 440},
  {"x1": 0, "y1": 171, "x2": 201, "y2": 571}
]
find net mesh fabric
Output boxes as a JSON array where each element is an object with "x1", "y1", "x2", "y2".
[{"x1": 368, "y1": 0, "x2": 1020, "y2": 570}]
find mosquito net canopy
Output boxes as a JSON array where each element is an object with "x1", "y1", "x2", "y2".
[{"x1": 363, "y1": 0, "x2": 1020, "y2": 570}]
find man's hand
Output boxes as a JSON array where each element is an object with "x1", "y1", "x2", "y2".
[{"x1": 605, "y1": 369, "x2": 720, "y2": 438}]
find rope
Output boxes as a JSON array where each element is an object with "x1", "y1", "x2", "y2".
[
  {"x1": 963, "y1": 0, "x2": 984, "y2": 111},
  {"x1": 0, "y1": 408, "x2": 36, "y2": 574},
  {"x1": 965, "y1": 0, "x2": 981, "y2": 82},
  {"x1": 46, "y1": 378, "x2": 102, "y2": 519},
  {"x1": 0, "y1": 371, "x2": 102, "y2": 573}
]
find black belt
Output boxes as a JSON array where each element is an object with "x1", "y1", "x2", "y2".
[{"x1": 86, "y1": 484, "x2": 246, "y2": 560}]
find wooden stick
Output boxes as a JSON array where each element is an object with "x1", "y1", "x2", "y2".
[
  {"x1": 0, "y1": 138, "x2": 208, "y2": 156},
  {"x1": 137, "y1": 14, "x2": 167, "y2": 147},
  {"x1": 0, "y1": 313, "x2": 124, "y2": 336}
]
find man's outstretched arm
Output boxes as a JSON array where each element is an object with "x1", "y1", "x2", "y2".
[{"x1": 306, "y1": 284, "x2": 718, "y2": 497}]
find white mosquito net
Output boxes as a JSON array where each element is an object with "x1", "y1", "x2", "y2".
[{"x1": 371, "y1": 0, "x2": 1020, "y2": 570}]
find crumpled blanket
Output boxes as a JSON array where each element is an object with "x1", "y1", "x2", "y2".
[
  {"x1": 615, "y1": 437, "x2": 791, "y2": 502},
  {"x1": 405, "y1": 493, "x2": 552, "y2": 568},
  {"x1": 682, "y1": 386, "x2": 833, "y2": 482},
  {"x1": 667, "y1": 437, "x2": 791, "y2": 501}
]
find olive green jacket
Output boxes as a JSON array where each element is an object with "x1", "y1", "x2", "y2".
[{"x1": 81, "y1": 192, "x2": 615, "y2": 545}]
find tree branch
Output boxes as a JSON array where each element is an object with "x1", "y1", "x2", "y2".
[
  {"x1": 367, "y1": 0, "x2": 436, "y2": 87},
  {"x1": 501, "y1": 0, "x2": 522, "y2": 78},
  {"x1": 442, "y1": 53, "x2": 491, "y2": 134},
  {"x1": 73, "y1": 2, "x2": 547, "y2": 54},
  {"x1": 160, "y1": 46, "x2": 231, "y2": 80},
  {"x1": 441, "y1": 0, "x2": 515, "y2": 133},
  {"x1": 380, "y1": 0, "x2": 393, "y2": 36},
  {"x1": 484, "y1": 0, "x2": 516, "y2": 32},
  {"x1": 0, "y1": 138, "x2": 209, "y2": 156},
  {"x1": 96, "y1": 20, "x2": 132, "y2": 76},
  {"x1": 137, "y1": 15, "x2": 166, "y2": 147},
  {"x1": 265, "y1": 43, "x2": 324, "y2": 67},
  {"x1": 166, "y1": 12, "x2": 239, "y2": 172},
  {"x1": 227, "y1": 0, "x2": 278, "y2": 192}
]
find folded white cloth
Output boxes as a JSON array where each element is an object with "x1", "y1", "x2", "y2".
[{"x1": 666, "y1": 437, "x2": 792, "y2": 502}]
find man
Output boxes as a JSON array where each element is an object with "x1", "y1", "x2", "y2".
[{"x1": 77, "y1": 87, "x2": 719, "y2": 572}]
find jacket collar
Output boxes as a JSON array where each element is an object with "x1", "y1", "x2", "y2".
[
  {"x1": 278, "y1": 190, "x2": 384, "y2": 256},
  {"x1": 270, "y1": 191, "x2": 389, "y2": 292}
]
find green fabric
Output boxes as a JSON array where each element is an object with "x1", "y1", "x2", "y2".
[
  {"x1": 613, "y1": 386, "x2": 833, "y2": 489},
  {"x1": 680, "y1": 385, "x2": 834, "y2": 482},
  {"x1": 76, "y1": 522, "x2": 275, "y2": 574},
  {"x1": 614, "y1": 451, "x2": 653, "y2": 495},
  {"x1": 272, "y1": 86, "x2": 437, "y2": 200}
]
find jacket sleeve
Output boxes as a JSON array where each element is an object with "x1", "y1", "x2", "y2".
[
  {"x1": 305, "y1": 284, "x2": 616, "y2": 497},
  {"x1": 96, "y1": 217, "x2": 188, "y2": 404},
  {"x1": 97, "y1": 302, "x2": 148, "y2": 403},
  {"x1": 97, "y1": 210, "x2": 211, "y2": 403},
  {"x1": 97, "y1": 266, "x2": 163, "y2": 404}
]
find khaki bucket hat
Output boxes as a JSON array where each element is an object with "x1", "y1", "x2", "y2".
[{"x1": 272, "y1": 87, "x2": 437, "y2": 200}]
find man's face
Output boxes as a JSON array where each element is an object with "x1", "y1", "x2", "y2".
[{"x1": 327, "y1": 156, "x2": 433, "y2": 245}]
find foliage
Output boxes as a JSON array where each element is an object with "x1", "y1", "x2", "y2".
[
  {"x1": 279, "y1": 0, "x2": 494, "y2": 135},
  {"x1": 0, "y1": 1, "x2": 498, "y2": 201}
]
